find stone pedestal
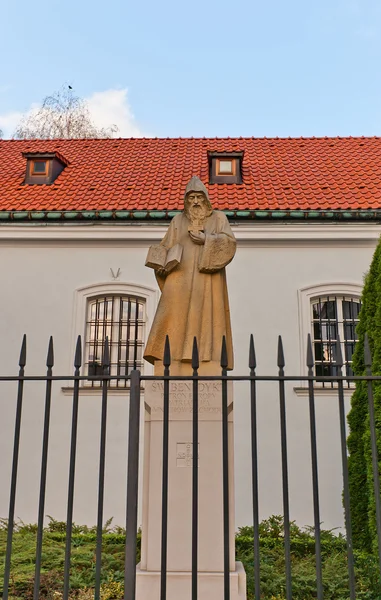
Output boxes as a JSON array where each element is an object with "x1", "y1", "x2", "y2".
[
  {"x1": 136, "y1": 561, "x2": 246, "y2": 600},
  {"x1": 136, "y1": 367, "x2": 246, "y2": 600}
]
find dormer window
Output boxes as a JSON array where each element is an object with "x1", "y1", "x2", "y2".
[
  {"x1": 208, "y1": 152, "x2": 243, "y2": 184},
  {"x1": 217, "y1": 159, "x2": 234, "y2": 175},
  {"x1": 23, "y1": 151, "x2": 68, "y2": 185},
  {"x1": 31, "y1": 160, "x2": 49, "y2": 176}
]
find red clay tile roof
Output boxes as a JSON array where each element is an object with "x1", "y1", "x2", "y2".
[{"x1": 0, "y1": 136, "x2": 380, "y2": 212}]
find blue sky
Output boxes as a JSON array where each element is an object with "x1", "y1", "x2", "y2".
[{"x1": 1, "y1": 0, "x2": 381, "y2": 138}]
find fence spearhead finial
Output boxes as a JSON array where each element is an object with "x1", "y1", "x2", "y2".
[
  {"x1": 74, "y1": 335, "x2": 82, "y2": 369},
  {"x1": 46, "y1": 336, "x2": 54, "y2": 369},
  {"x1": 103, "y1": 337, "x2": 110, "y2": 369},
  {"x1": 277, "y1": 335, "x2": 285, "y2": 369},
  {"x1": 306, "y1": 334, "x2": 314, "y2": 369},
  {"x1": 364, "y1": 333, "x2": 372, "y2": 368},
  {"x1": 249, "y1": 334, "x2": 256, "y2": 371},
  {"x1": 163, "y1": 335, "x2": 171, "y2": 368},
  {"x1": 335, "y1": 334, "x2": 343, "y2": 368},
  {"x1": 19, "y1": 334, "x2": 27, "y2": 368},
  {"x1": 220, "y1": 336, "x2": 228, "y2": 370},
  {"x1": 192, "y1": 337, "x2": 199, "y2": 371}
]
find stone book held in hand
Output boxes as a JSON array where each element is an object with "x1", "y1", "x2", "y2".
[{"x1": 145, "y1": 243, "x2": 183, "y2": 273}]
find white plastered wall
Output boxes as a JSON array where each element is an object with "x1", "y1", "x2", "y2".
[{"x1": 0, "y1": 222, "x2": 379, "y2": 532}]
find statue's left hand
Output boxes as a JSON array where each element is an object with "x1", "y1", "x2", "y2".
[{"x1": 189, "y1": 231, "x2": 206, "y2": 245}]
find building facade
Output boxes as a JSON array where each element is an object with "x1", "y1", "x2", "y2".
[{"x1": 0, "y1": 137, "x2": 380, "y2": 533}]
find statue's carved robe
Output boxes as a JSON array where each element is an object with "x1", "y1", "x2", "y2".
[{"x1": 144, "y1": 211, "x2": 236, "y2": 369}]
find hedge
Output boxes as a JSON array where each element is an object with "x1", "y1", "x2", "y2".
[
  {"x1": 1, "y1": 515, "x2": 381, "y2": 599},
  {"x1": 347, "y1": 239, "x2": 381, "y2": 552}
]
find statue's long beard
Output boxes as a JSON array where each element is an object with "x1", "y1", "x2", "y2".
[{"x1": 188, "y1": 204, "x2": 208, "y2": 224}]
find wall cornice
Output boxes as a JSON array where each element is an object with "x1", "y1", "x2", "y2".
[{"x1": 0, "y1": 222, "x2": 379, "y2": 245}]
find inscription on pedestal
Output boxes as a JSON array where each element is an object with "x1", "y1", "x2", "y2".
[
  {"x1": 145, "y1": 380, "x2": 233, "y2": 422},
  {"x1": 176, "y1": 442, "x2": 200, "y2": 467},
  {"x1": 150, "y1": 381, "x2": 222, "y2": 414}
]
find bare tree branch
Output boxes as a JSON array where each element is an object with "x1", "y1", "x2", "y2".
[{"x1": 13, "y1": 87, "x2": 118, "y2": 139}]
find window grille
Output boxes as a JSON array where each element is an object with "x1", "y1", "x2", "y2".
[
  {"x1": 311, "y1": 296, "x2": 361, "y2": 388},
  {"x1": 85, "y1": 295, "x2": 145, "y2": 387}
]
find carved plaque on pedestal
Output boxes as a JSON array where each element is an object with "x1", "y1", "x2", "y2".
[{"x1": 176, "y1": 442, "x2": 200, "y2": 467}]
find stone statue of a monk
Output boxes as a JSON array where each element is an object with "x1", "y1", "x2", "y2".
[{"x1": 144, "y1": 176, "x2": 236, "y2": 373}]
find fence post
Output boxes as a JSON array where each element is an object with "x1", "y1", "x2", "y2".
[
  {"x1": 63, "y1": 335, "x2": 82, "y2": 600},
  {"x1": 33, "y1": 336, "x2": 54, "y2": 600},
  {"x1": 3, "y1": 335, "x2": 26, "y2": 600},
  {"x1": 221, "y1": 336, "x2": 230, "y2": 600},
  {"x1": 277, "y1": 335, "x2": 292, "y2": 600},
  {"x1": 191, "y1": 338, "x2": 199, "y2": 600},
  {"x1": 336, "y1": 335, "x2": 356, "y2": 599},
  {"x1": 306, "y1": 334, "x2": 323, "y2": 599},
  {"x1": 124, "y1": 368, "x2": 142, "y2": 600},
  {"x1": 161, "y1": 335, "x2": 171, "y2": 600},
  {"x1": 249, "y1": 334, "x2": 261, "y2": 600},
  {"x1": 94, "y1": 337, "x2": 110, "y2": 600}
]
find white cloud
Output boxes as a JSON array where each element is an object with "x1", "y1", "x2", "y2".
[
  {"x1": 86, "y1": 88, "x2": 144, "y2": 137},
  {"x1": 0, "y1": 88, "x2": 145, "y2": 139},
  {"x1": 0, "y1": 110, "x2": 23, "y2": 138}
]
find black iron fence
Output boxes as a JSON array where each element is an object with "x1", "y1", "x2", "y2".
[{"x1": 1, "y1": 332, "x2": 381, "y2": 600}]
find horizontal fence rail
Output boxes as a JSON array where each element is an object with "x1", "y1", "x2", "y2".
[{"x1": 0, "y1": 333, "x2": 381, "y2": 600}]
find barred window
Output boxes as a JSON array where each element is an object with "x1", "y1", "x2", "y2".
[
  {"x1": 311, "y1": 296, "x2": 361, "y2": 387},
  {"x1": 85, "y1": 295, "x2": 145, "y2": 387}
]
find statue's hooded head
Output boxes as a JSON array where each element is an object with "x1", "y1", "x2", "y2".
[{"x1": 184, "y1": 176, "x2": 213, "y2": 222}]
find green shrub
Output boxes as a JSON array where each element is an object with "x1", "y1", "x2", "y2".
[
  {"x1": 236, "y1": 518, "x2": 381, "y2": 600},
  {"x1": 1, "y1": 516, "x2": 380, "y2": 599}
]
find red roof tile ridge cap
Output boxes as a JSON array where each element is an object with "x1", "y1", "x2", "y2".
[{"x1": 1, "y1": 135, "x2": 381, "y2": 144}]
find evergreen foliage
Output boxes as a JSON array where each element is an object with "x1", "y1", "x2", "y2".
[
  {"x1": 347, "y1": 240, "x2": 381, "y2": 551},
  {"x1": 1, "y1": 516, "x2": 380, "y2": 599}
]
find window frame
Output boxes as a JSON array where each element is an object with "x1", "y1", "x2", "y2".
[
  {"x1": 85, "y1": 294, "x2": 146, "y2": 388},
  {"x1": 297, "y1": 282, "x2": 363, "y2": 393},
  {"x1": 64, "y1": 282, "x2": 158, "y2": 393},
  {"x1": 217, "y1": 158, "x2": 236, "y2": 176},
  {"x1": 30, "y1": 159, "x2": 49, "y2": 177},
  {"x1": 310, "y1": 294, "x2": 361, "y2": 387}
]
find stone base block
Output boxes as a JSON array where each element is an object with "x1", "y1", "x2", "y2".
[
  {"x1": 136, "y1": 561, "x2": 247, "y2": 600},
  {"x1": 141, "y1": 380, "x2": 236, "y2": 572}
]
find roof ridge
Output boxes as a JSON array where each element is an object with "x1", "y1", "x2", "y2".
[{"x1": 0, "y1": 135, "x2": 380, "y2": 142}]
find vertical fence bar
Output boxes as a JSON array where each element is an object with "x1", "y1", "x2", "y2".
[
  {"x1": 125, "y1": 300, "x2": 132, "y2": 383},
  {"x1": 221, "y1": 336, "x2": 230, "y2": 600},
  {"x1": 191, "y1": 338, "x2": 199, "y2": 600},
  {"x1": 63, "y1": 336, "x2": 82, "y2": 600},
  {"x1": 306, "y1": 334, "x2": 323, "y2": 600},
  {"x1": 277, "y1": 336, "x2": 292, "y2": 600},
  {"x1": 318, "y1": 298, "x2": 325, "y2": 388},
  {"x1": 327, "y1": 297, "x2": 333, "y2": 390},
  {"x1": 94, "y1": 337, "x2": 110, "y2": 600},
  {"x1": 33, "y1": 337, "x2": 54, "y2": 600},
  {"x1": 3, "y1": 336, "x2": 27, "y2": 600},
  {"x1": 336, "y1": 336, "x2": 356, "y2": 599},
  {"x1": 160, "y1": 336, "x2": 171, "y2": 600},
  {"x1": 124, "y1": 368, "x2": 142, "y2": 600},
  {"x1": 249, "y1": 335, "x2": 261, "y2": 600},
  {"x1": 364, "y1": 334, "x2": 381, "y2": 580}
]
